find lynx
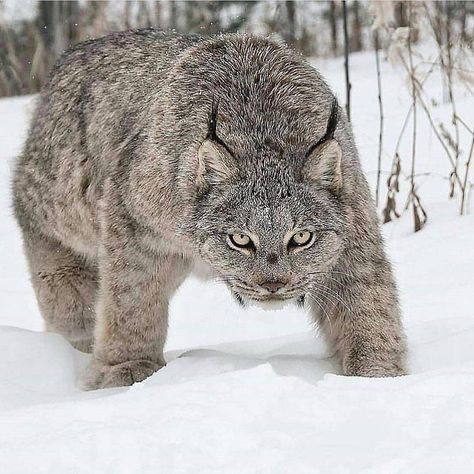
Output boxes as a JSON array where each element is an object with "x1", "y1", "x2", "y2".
[{"x1": 12, "y1": 30, "x2": 407, "y2": 389}]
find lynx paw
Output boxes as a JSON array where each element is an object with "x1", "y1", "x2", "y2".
[
  {"x1": 342, "y1": 351, "x2": 407, "y2": 377},
  {"x1": 82, "y1": 359, "x2": 163, "y2": 390},
  {"x1": 343, "y1": 363, "x2": 406, "y2": 377}
]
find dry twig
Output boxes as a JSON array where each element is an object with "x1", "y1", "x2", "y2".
[{"x1": 374, "y1": 29, "x2": 384, "y2": 207}]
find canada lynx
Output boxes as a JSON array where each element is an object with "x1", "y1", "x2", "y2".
[{"x1": 13, "y1": 30, "x2": 407, "y2": 389}]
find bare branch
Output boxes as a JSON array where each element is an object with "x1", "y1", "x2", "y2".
[
  {"x1": 374, "y1": 29, "x2": 384, "y2": 207},
  {"x1": 342, "y1": 0, "x2": 351, "y2": 121}
]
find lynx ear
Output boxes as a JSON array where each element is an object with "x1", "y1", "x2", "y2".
[
  {"x1": 197, "y1": 139, "x2": 237, "y2": 191},
  {"x1": 302, "y1": 139, "x2": 343, "y2": 194}
]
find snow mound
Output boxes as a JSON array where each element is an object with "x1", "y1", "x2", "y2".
[{"x1": 1, "y1": 326, "x2": 474, "y2": 473}]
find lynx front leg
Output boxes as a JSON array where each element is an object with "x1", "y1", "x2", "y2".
[
  {"x1": 311, "y1": 278, "x2": 407, "y2": 377},
  {"x1": 84, "y1": 245, "x2": 190, "y2": 390},
  {"x1": 23, "y1": 233, "x2": 97, "y2": 353}
]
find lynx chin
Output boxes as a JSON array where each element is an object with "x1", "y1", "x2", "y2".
[{"x1": 12, "y1": 30, "x2": 407, "y2": 389}]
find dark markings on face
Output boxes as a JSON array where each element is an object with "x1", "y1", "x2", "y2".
[{"x1": 266, "y1": 252, "x2": 278, "y2": 264}]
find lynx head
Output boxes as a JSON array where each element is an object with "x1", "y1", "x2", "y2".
[{"x1": 191, "y1": 98, "x2": 347, "y2": 307}]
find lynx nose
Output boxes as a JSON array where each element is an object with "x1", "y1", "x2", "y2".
[{"x1": 260, "y1": 281, "x2": 285, "y2": 293}]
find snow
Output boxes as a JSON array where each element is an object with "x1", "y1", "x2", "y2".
[{"x1": 1, "y1": 50, "x2": 474, "y2": 473}]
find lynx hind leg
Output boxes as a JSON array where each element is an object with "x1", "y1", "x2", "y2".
[{"x1": 24, "y1": 233, "x2": 98, "y2": 353}]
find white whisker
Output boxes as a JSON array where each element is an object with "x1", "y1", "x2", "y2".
[
  {"x1": 310, "y1": 282, "x2": 352, "y2": 314},
  {"x1": 307, "y1": 292, "x2": 333, "y2": 335}
]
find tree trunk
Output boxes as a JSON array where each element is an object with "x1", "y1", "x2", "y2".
[
  {"x1": 154, "y1": 0, "x2": 162, "y2": 29},
  {"x1": 329, "y1": 1, "x2": 338, "y2": 56},
  {"x1": 207, "y1": 1, "x2": 222, "y2": 35},
  {"x1": 285, "y1": 0, "x2": 296, "y2": 47},
  {"x1": 63, "y1": 1, "x2": 80, "y2": 47},
  {"x1": 342, "y1": 0, "x2": 351, "y2": 121},
  {"x1": 137, "y1": 1, "x2": 152, "y2": 28},
  {"x1": 37, "y1": 1, "x2": 56, "y2": 49},
  {"x1": 351, "y1": 0, "x2": 362, "y2": 52},
  {"x1": 169, "y1": 0, "x2": 178, "y2": 30},
  {"x1": 459, "y1": 1, "x2": 467, "y2": 44},
  {"x1": 124, "y1": 1, "x2": 132, "y2": 29},
  {"x1": 394, "y1": 1, "x2": 408, "y2": 27}
]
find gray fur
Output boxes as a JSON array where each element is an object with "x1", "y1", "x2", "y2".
[{"x1": 12, "y1": 29, "x2": 407, "y2": 389}]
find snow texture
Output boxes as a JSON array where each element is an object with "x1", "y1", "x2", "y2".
[{"x1": 1, "y1": 51, "x2": 473, "y2": 473}]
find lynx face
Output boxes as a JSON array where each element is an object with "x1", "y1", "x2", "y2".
[
  {"x1": 195, "y1": 174, "x2": 346, "y2": 305},
  {"x1": 190, "y1": 98, "x2": 346, "y2": 305}
]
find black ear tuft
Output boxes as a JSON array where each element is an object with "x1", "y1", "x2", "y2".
[
  {"x1": 305, "y1": 97, "x2": 340, "y2": 159},
  {"x1": 206, "y1": 98, "x2": 235, "y2": 158},
  {"x1": 302, "y1": 97, "x2": 343, "y2": 194},
  {"x1": 325, "y1": 96, "x2": 340, "y2": 141}
]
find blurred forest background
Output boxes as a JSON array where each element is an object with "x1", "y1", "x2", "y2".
[
  {"x1": 1, "y1": 0, "x2": 474, "y2": 226},
  {"x1": 1, "y1": 0, "x2": 471, "y2": 97}
]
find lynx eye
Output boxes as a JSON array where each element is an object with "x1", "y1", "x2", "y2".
[
  {"x1": 289, "y1": 230, "x2": 313, "y2": 248},
  {"x1": 228, "y1": 233, "x2": 254, "y2": 250}
]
